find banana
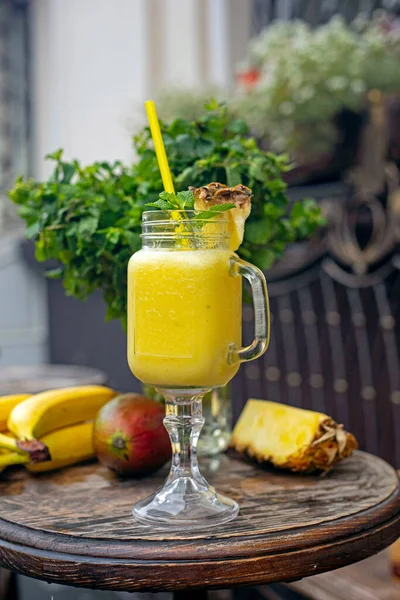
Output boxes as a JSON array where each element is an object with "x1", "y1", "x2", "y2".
[
  {"x1": 0, "y1": 452, "x2": 27, "y2": 473},
  {"x1": 0, "y1": 394, "x2": 31, "y2": 430},
  {"x1": 0, "y1": 431, "x2": 23, "y2": 453},
  {"x1": 28, "y1": 422, "x2": 94, "y2": 473},
  {"x1": 0, "y1": 401, "x2": 47, "y2": 463},
  {"x1": 0, "y1": 431, "x2": 14, "y2": 455},
  {"x1": 7, "y1": 385, "x2": 115, "y2": 460},
  {"x1": 0, "y1": 422, "x2": 95, "y2": 474}
]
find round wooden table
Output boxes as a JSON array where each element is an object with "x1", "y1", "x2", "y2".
[{"x1": 0, "y1": 451, "x2": 398, "y2": 598}]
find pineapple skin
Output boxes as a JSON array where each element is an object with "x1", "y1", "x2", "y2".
[{"x1": 231, "y1": 400, "x2": 358, "y2": 473}]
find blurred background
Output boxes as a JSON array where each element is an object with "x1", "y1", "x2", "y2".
[{"x1": 1, "y1": 1, "x2": 400, "y2": 598}]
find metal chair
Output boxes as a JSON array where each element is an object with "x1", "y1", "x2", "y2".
[{"x1": 235, "y1": 92, "x2": 400, "y2": 469}]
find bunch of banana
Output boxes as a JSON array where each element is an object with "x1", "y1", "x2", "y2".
[{"x1": 0, "y1": 385, "x2": 116, "y2": 474}]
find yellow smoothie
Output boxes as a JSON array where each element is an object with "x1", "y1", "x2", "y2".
[{"x1": 128, "y1": 248, "x2": 241, "y2": 388}]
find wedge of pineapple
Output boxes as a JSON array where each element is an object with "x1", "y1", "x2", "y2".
[
  {"x1": 191, "y1": 182, "x2": 252, "y2": 251},
  {"x1": 231, "y1": 399, "x2": 358, "y2": 473}
]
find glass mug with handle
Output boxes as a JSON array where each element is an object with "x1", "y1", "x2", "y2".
[{"x1": 127, "y1": 210, "x2": 269, "y2": 528}]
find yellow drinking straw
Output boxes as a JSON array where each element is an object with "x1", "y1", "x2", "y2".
[{"x1": 145, "y1": 100, "x2": 175, "y2": 194}]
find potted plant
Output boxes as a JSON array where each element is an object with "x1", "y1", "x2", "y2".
[
  {"x1": 9, "y1": 102, "x2": 324, "y2": 453},
  {"x1": 235, "y1": 12, "x2": 400, "y2": 183}
]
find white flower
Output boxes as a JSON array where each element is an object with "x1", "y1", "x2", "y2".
[
  {"x1": 351, "y1": 80, "x2": 366, "y2": 94},
  {"x1": 326, "y1": 76, "x2": 349, "y2": 91},
  {"x1": 279, "y1": 102, "x2": 294, "y2": 116},
  {"x1": 295, "y1": 86, "x2": 315, "y2": 102}
]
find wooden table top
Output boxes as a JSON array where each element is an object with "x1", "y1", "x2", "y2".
[{"x1": 0, "y1": 451, "x2": 398, "y2": 593}]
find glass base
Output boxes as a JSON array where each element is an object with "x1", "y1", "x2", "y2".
[
  {"x1": 132, "y1": 387, "x2": 239, "y2": 529},
  {"x1": 133, "y1": 476, "x2": 239, "y2": 528}
]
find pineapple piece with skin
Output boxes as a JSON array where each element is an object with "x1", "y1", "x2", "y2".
[
  {"x1": 231, "y1": 400, "x2": 358, "y2": 473},
  {"x1": 191, "y1": 182, "x2": 252, "y2": 251}
]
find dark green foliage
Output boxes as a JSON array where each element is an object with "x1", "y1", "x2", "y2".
[{"x1": 9, "y1": 103, "x2": 324, "y2": 327}]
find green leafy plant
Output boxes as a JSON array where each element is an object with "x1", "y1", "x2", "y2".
[{"x1": 9, "y1": 102, "x2": 324, "y2": 327}]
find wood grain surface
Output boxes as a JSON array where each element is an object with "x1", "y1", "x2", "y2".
[{"x1": 0, "y1": 451, "x2": 398, "y2": 592}]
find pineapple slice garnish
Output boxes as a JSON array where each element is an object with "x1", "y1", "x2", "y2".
[
  {"x1": 191, "y1": 182, "x2": 252, "y2": 251},
  {"x1": 231, "y1": 399, "x2": 358, "y2": 473}
]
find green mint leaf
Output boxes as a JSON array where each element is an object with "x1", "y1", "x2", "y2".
[
  {"x1": 249, "y1": 157, "x2": 268, "y2": 182},
  {"x1": 225, "y1": 165, "x2": 242, "y2": 187},
  {"x1": 146, "y1": 198, "x2": 172, "y2": 210},
  {"x1": 61, "y1": 162, "x2": 76, "y2": 184},
  {"x1": 176, "y1": 190, "x2": 194, "y2": 209},
  {"x1": 174, "y1": 134, "x2": 196, "y2": 157},
  {"x1": 147, "y1": 190, "x2": 195, "y2": 211},
  {"x1": 227, "y1": 119, "x2": 249, "y2": 135},
  {"x1": 25, "y1": 221, "x2": 41, "y2": 239},
  {"x1": 159, "y1": 191, "x2": 173, "y2": 199},
  {"x1": 124, "y1": 231, "x2": 141, "y2": 251},
  {"x1": 105, "y1": 228, "x2": 121, "y2": 244},
  {"x1": 45, "y1": 149, "x2": 63, "y2": 162},
  {"x1": 204, "y1": 98, "x2": 220, "y2": 111},
  {"x1": 45, "y1": 268, "x2": 63, "y2": 279},
  {"x1": 158, "y1": 191, "x2": 179, "y2": 207},
  {"x1": 193, "y1": 203, "x2": 235, "y2": 220},
  {"x1": 77, "y1": 216, "x2": 99, "y2": 237},
  {"x1": 244, "y1": 219, "x2": 273, "y2": 245},
  {"x1": 251, "y1": 248, "x2": 276, "y2": 271},
  {"x1": 35, "y1": 237, "x2": 47, "y2": 262}
]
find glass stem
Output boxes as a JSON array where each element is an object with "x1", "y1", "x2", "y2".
[{"x1": 162, "y1": 392, "x2": 206, "y2": 486}]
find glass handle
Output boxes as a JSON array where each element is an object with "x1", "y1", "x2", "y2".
[{"x1": 229, "y1": 256, "x2": 270, "y2": 363}]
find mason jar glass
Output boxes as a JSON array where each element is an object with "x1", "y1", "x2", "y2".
[{"x1": 127, "y1": 210, "x2": 270, "y2": 528}]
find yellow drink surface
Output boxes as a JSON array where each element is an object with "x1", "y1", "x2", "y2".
[{"x1": 128, "y1": 249, "x2": 241, "y2": 388}]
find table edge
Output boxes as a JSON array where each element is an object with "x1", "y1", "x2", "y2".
[{"x1": 0, "y1": 507, "x2": 398, "y2": 592}]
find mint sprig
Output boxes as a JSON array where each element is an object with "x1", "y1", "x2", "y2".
[
  {"x1": 147, "y1": 190, "x2": 235, "y2": 221},
  {"x1": 147, "y1": 190, "x2": 194, "y2": 211}
]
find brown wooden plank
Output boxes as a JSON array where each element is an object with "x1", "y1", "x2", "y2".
[{"x1": 0, "y1": 452, "x2": 397, "y2": 592}]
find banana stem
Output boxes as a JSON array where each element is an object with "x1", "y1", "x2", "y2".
[
  {"x1": 0, "y1": 433, "x2": 50, "y2": 463},
  {"x1": 16, "y1": 439, "x2": 51, "y2": 463}
]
